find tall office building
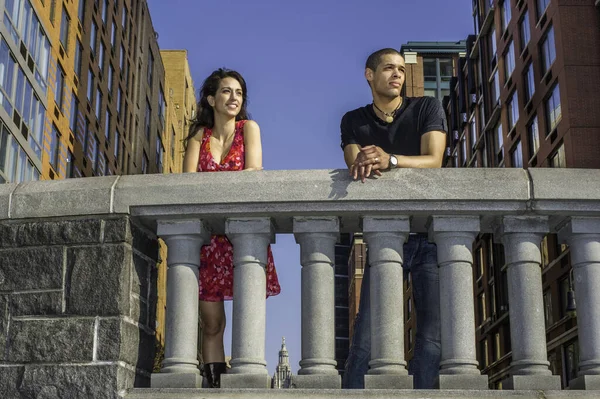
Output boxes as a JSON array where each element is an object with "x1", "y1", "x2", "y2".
[
  {"x1": 333, "y1": 233, "x2": 351, "y2": 376},
  {"x1": 445, "y1": 0, "x2": 600, "y2": 388},
  {"x1": 159, "y1": 49, "x2": 195, "y2": 174},
  {"x1": 0, "y1": 0, "x2": 53, "y2": 182}
]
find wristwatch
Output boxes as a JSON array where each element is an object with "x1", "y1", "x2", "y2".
[{"x1": 388, "y1": 154, "x2": 398, "y2": 170}]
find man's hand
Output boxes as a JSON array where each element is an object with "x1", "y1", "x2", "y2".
[{"x1": 350, "y1": 145, "x2": 390, "y2": 182}]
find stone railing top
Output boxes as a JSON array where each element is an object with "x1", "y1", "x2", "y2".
[{"x1": 3, "y1": 168, "x2": 600, "y2": 234}]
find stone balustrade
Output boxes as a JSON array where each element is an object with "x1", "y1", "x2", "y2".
[{"x1": 0, "y1": 168, "x2": 599, "y2": 398}]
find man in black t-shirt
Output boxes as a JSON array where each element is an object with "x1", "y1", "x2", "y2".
[{"x1": 341, "y1": 48, "x2": 447, "y2": 389}]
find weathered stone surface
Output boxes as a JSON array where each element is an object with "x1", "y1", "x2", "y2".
[
  {"x1": 10, "y1": 290, "x2": 63, "y2": 316},
  {"x1": 132, "y1": 254, "x2": 150, "y2": 296},
  {"x1": 6, "y1": 219, "x2": 102, "y2": 246},
  {"x1": 104, "y1": 216, "x2": 132, "y2": 243},
  {"x1": 67, "y1": 244, "x2": 131, "y2": 316},
  {"x1": 0, "y1": 247, "x2": 64, "y2": 291},
  {"x1": 0, "y1": 295, "x2": 8, "y2": 360},
  {"x1": 0, "y1": 223, "x2": 17, "y2": 247},
  {"x1": 11, "y1": 176, "x2": 118, "y2": 219},
  {"x1": 131, "y1": 294, "x2": 148, "y2": 326},
  {"x1": 16, "y1": 364, "x2": 135, "y2": 399},
  {"x1": 97, "y1": 318, "x2": 155, "y2": 371},
  {"x1": 131, "y1": 222, "x2": 159, "y2": 260},
  {"x1": 8, "y1": 318, "x2": 94, "y2": 362},
  {"x1": 0, "y1": 365, "x2": 24, "y2": 398}
]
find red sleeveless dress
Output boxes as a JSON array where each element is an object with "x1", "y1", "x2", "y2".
[{"x1": 197, "y1": 120, "x2": 281, "y2": 301}]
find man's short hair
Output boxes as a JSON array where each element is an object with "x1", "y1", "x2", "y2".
[{"x1": 365, "y1": 48, "x2": 403, "y2": 71}]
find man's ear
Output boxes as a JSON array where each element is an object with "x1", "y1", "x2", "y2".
[
  {"x1": 365, "y1": 68, "x2": 374, "y2": 84},
  {"x1": 207, "y1": 95, "x2": 215, "y2": 107}
]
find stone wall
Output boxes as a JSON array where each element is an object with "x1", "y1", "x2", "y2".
[{"x1": 0, "y1": 216, "x2": 158, "y2": 399}]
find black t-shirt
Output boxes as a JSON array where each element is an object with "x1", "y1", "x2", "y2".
[{"x1": 340, "y1": 96, "x2": 448, "y2": 156}]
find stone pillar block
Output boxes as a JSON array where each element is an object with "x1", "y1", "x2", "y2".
[
  {"x1": 496, "y1": 216, "x2": 561, "y2": 390},
  {"x1": 293, "y1": 217, "x2": 340, "y2": 389},
  {"x1": 222, "y1": 218, "x2": 273, "y2": 388},
  {"x1": 152, "y1": 219, "x2": 210, "y2": 388},
  {"x1": 429, "y1": 216, "x2": 488, "y2": 390},
  {"x1": 558, "y1": 217, "x2": 600, "y2": 390},
  {"x1": 362, "y1": 216, "x2": 413, "y2": 389}
]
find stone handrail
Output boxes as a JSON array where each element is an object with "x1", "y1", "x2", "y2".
[{"x1": 1, "y1": 168, "x2": 599, "y2": 396}]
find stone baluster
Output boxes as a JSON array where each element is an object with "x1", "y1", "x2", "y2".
[
  {"x1": 293, "y1": 217, "x2": 340, "y2": 388},
  {"x1": 151, "y1": 220, "x2": 210, "y2": 388},
  {"x1": 558, "y1": 217, "x2": 600, "y2": 390},
  {"x1": 221, "y1": 218, "x2": 274, "y2": 388},
  {"x1": 496, "y1": 216, "x2": 561, "y2": 390},
  {"x1": 362, "y1": 216, "x2": 413, "y2": 389},
  {"x1": 429, "y1": 216, "x2": 488, "y2": 389}
]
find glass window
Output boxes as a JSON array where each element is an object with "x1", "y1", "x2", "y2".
[
  {"x1": 99, "y1": 41, "x2": 105, "y2": 73},
  {"x1": 90, "y1": 21, "x2": 97, "y2": 52},
  {"x1": 145, "y1": 100, "x2": 151, "y2": 139},
  {"x1": 142, "y1": 150, "x2": 148, "y2": 174},
  {"x1": 102, "y1": 0, "x2": 108, "y2": 23},
  {"x1": 507, "y1": 92, "x2": 519, "y2": 131},
  {"x1": 543, "y1": 289, "x2": 553, "y2": 327},
  {"x1": 60, "y1": 7, "x2": 70, "y2": 51},
  {"x1": 120, "y1": 44, "x2": 125, "y2": 70},
  {"x1": 491, "y1": 69, "x2": 500, "y2": 104},
  {"x1": 50, "y1": 124, "x2": 60, "y2": 170},
  {"x1": 470, "y1": 115, "x2": 477, "y2": 150},
  {"x1": 87, "y1": 69, "x2": 94, "y2": 101},
  {"x1": 505, "y1": 40, "x2": 515, "y2": 82},
  {"x1": 545, "y1": 83, "x2": 561, "y2": 134},
  {"x1": 65, "y1": 149, "x2": 74, "y2": 178},
  {"x1": 105, "y1": 109, "x2": 111, "y2": 141},
  {"x1": 95, "y1": 87, "x2": 102, "y2": 119},
  {"x1": 147, "y1": 50, "x2": 154, "y2": 87},
  {"x1": 74, "y1": 39, "x2": 83, "y2": 78},
  {"x1": 490, "y1": 24, "x2": 497, "y2": 65},
  {"x1": 520, "y1": 10, "x2": 531, "y2": 52},
  {"x1": 495, "y1": 121, "x2": 504, "y2": 165},
  {"x1": 511, "y1": 140, "x2": 523, "y2": 167},
  {"x1": 537, "y1": 0, "x2": 550, "y2": 19},
  {"x1": 169, "y1": 128, "x2": 177, "y2": 164},
  {"x1": 122, "y1": 6, "x2": 127, "y2": 30},
  {"x1": 78, "y1": 0, "x2": 86, "y2": 22},
  {"x1": 550, "y1": 143, "x2": 566, "y2": 168},
  {"x1": 540, "y1": 25, "x2": 556, "y2": 74},
  {"x1": 108, "y1": 64, "x2": 114, "y2": 95},
  {"x1": 55, "y1": 64, "x2": 65, "y2": 108},
  {"x1": 156, "y1": 134, "x2": 164, "y2": 172},
  {"x1": 70, "y1": 94, "x2": 78, "y2": 133},
  {"x1": 114, "y1": 129, "x2": 120, "y2": 159},
  {"x1": 528, "y1": 115, "x2": 540, "y2": 157},
  {"x1": 564, "y1": 340, "x2": 580, "y2": 386},
  {"x1": 524, "y1": 63, "x2": 535, "y2": 103},
  {"x1": 501, "y1": 0, "x2": 511, "y2": 32},
  {"x1": 111, "y1": 19, "x2": 117, "y2": 46}
]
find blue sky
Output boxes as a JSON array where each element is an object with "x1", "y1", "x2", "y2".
[{"x1": 147, "y1": 0, "x2": 474, "y2": 374}]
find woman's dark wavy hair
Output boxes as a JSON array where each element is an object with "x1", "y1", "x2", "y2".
[{"x1": 185, "y1": 68, "x2": 249, "y2": 143}]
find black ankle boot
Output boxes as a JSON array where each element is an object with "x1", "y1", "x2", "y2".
[{"x1": 205, "y1": 362, "x2": 227, "y2": 388}]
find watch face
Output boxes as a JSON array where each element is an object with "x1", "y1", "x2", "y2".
[{"x1": 390, "y1": 156, "x2": 398, "y2": 167}]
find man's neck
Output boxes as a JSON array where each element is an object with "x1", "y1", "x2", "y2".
[{"x1": 372, "y1": 94, "x2": 402, "y2": 114}]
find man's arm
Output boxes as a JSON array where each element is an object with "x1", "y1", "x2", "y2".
[{"x1": 392, "y1": 130, "x2": 446, "y2": 168}]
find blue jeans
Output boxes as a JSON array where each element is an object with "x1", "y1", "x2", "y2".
[{"x1": 343, "y1": 234, "x2": 441, "y2": 389}]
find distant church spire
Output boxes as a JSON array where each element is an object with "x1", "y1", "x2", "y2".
[{"x1": 272, "y1": 337, "x2": 293, "y2": 388}]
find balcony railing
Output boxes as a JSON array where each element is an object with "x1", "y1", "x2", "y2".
[{"x1": 1, "y1": 168, "x2": 599, "y2": 398}]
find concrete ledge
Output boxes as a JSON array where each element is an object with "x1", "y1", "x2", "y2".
[
  {"x1": 436, "y1": 374, "x2": 489, "y2": 389},
  {"x1": 221, "y1": 373, "x2": 271, "y2": 388},
  {"x1": 126, "y1": 388, "x2": 600, "y2": 398},
  {"x1": 151, "y1": 372, "x2": 202, "y2": 388},
  {"x1": 10, "y1": 176, "x2": 118, "y2": 219},
  {"x1": 292, "y1": 374, "x2": 341, "y2": 389},
  {"x1": 501, "y1": 374, "x2": 562, "y2": 390},
  {"x1": 570, "y1": 375, "x2": 600, "y2": 390},
  {"x1": 364, "y1": 374, "x2": 413, "y2": 389}
]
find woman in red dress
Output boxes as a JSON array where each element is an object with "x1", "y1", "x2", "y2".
[{"x1": 182, "y1": 69, "x2": 281, "y2": 388}]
